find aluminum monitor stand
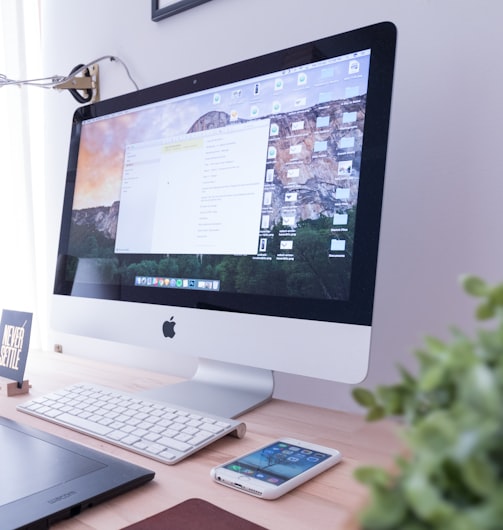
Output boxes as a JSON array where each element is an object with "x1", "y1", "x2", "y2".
[{"x1": 139, "y1": 358, "x2": 274, "y2": 419}]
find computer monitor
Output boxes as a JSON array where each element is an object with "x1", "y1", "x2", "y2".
[{"x1": 52, "y1": 22, "x2": 396, "y2": 418}]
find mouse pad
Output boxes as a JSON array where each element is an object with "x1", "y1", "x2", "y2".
[{"x1": 122, "y1": 498, "x2": 268, "y2": 529}]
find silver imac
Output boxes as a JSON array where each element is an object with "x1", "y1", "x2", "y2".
[{"x1": 52, "y1": 22, "x2": 396, "y2": 418}]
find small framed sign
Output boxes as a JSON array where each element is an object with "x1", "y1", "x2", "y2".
[
  {"x1": 0, "y1": 309, "x2": 32, "y2": 394},
  {"x1": 151, "y1": 0, "x2": 212, "y2": 21}
]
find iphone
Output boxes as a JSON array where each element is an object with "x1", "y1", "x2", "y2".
[{"x1": 210, "y1": 438, "x2": 342, "y2": 500}]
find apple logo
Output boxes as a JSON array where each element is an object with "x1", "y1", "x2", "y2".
[{"x1": 162, "y1": 316, "x2": 176, "y2": 338}]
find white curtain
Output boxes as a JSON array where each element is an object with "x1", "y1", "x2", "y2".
[{"x1": 0, "y1": 0, "x2": 44, "y2": 348}]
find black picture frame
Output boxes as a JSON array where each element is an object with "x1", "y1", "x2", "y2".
[{"x1": 151, "y1": 0, "x2": 211, "y2": 21}]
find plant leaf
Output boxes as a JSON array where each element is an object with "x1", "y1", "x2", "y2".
[
  {"x1": 418, "y1": 363, "x2": 447, "y2": 392},
  {"x1": 352, "y1": 388, "x2": 377, "y2": 408},
  {"x1": 488, "y1": 282, "x2": 503, "y2": 306},
  {"x1": 462, "y1": 453, "x2": 498, "y2": 497},
  {"x1": 461, "y1": 275, "x2": 488, "y2": 297},
  {"x1": 359, "y1": 483, "x2": 407, "y2": 529},
  {"x1": 403, "y1": 471, "x2": 454, "y2": 523},
  {"x1": 475, "y1": 301, "x2": 495, "y2": 320},
  {"x1": 397, "y1": 365, "x2": 417, "y2": 386},
  {"x1": 460, "y1": 364, "x2": 499, "y2": 415}
]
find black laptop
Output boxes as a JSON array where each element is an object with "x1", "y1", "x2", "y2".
[{"x1": 0, "y1": 416, "x2": 154, "y2": 529}]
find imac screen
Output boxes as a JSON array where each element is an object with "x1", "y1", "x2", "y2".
[
  {"x1": 56, "y1": 23, "x2": 395, "y2": 321},
  {"x1": 53, "y1": 22, "x2": 396, "y2": 414}
]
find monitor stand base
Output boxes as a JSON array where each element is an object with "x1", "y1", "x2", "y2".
[{"x1": 138, "y1": 358, "x2": 274, "y2": 419}]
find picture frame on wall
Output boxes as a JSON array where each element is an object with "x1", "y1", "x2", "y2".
[{"x1": 151, "y1": 0, "x2": 212, "y2": 21}]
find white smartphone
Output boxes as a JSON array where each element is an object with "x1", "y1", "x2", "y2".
[{"x1": 210, "y1": 437, "x2": 342, "y2": 500}]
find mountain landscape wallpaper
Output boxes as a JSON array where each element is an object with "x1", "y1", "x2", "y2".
[{"x1": 64, "y1": 91, "x2": 364, "y2": 301}]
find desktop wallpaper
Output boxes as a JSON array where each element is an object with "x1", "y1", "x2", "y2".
[{"x1": 64, "y1": 55, "x2": 368, "y2": 302}]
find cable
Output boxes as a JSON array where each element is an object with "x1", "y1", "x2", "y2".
[
  {"x1": 109, "y1": 56, "x2": 139, "y2": 91},
  {"x1": 0, "y1": 55, "x2": 139, "y2": 92}
]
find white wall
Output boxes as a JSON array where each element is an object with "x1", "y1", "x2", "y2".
[{"x1": 40, "y1": 0, "x2": 503, "y2": 413}]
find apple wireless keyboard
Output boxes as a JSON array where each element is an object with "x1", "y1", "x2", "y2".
[{"x1": 17, "y1": 382, "x2": 246, "y2": 465}]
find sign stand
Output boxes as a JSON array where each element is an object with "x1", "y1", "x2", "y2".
[{"x1": 0, "y1": 376, "x2": 30, "y2": 396}]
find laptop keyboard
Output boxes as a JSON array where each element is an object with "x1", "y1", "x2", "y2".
[{"x1": 17, "y1": 382, "x2": 246, "y2": 465}]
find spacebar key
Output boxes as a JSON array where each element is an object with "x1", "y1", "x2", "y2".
[{"x1": 57, "y1": 413, "x2": 113, "y2": 436}]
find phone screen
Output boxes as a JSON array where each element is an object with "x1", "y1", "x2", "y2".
[{"x1": 222, "y1": 441, "x2": 332, "y2": 486}]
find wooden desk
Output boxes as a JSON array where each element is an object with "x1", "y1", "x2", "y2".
[{"x1": 1, "y1": 351, "x2": 401, "y2": 529}]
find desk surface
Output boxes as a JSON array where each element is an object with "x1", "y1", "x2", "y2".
[{"x1": 0, "y1": 351, "x2": 401, "y2": 530}]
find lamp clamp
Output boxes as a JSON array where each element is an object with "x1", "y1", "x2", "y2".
[{"x1": 54, "y1": 63, "x2": 100, "y2": 103}]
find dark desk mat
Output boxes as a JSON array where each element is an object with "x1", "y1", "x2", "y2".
[{"x1": 122, "y1": 497, "x2": 268, "y2": 529}]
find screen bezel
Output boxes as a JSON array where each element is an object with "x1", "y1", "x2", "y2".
[{"x1": 54, "y1": 22, "x2": 396, "y2": 327}]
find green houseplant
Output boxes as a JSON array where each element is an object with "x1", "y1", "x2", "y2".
[{"x1": 352, "y1": 276, "x2": 503, "y2": 530}]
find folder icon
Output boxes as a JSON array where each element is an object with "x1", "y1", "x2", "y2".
[
  {"x1": 335, "y1": 188, "x2": 350, "y2": 199},
  {"x1": 333, "y1": 213, "x2": 348, "y2": 225},
  {"x1": 342, "y1": 112, "x2": 357, "y2": 123},
  {"x1": 339, "y1": 137, "x2": 355, "y2": 149},
  {"x1": 316, "y1": 116, "x2": 330, "y2": 128},
  {"x1": 331, "y1": 239, "x2": 346, "y2": 251},
  {"x1": 314, "y1": 141, "x2": 328, "y2": 152}
]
